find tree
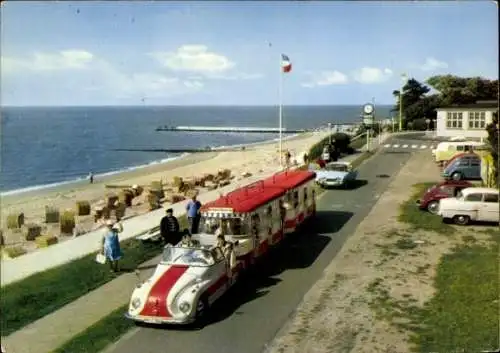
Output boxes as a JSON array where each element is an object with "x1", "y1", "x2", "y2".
[
  {"x1": 486, "y1": 112, "x2": 499, "y2": 187},
  {"x1": 426, "y1": 75, "x2": 498, "y2": 106},
  {"x1": 392, "y1": 78, "x2": 437, "y2": 129}
]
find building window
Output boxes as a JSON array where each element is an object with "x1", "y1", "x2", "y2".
[
  {"x1": 468, "y1": 112, "x2": 486, "y2": 129},
  {"x1": 446, "y1": 112, "x2": 463, "y2": 129}
]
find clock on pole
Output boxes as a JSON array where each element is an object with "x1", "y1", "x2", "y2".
[{"x1": 363, "y1": 103, "x2": 374, "y2": 115}]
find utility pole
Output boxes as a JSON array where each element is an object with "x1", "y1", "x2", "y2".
[{"x1": 399, "y1": 73, "x2": 407, "y2": 131}]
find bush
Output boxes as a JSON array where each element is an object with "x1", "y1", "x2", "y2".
[{"x1": 308, "y1": 133, "x2": 353, "y2": 160}]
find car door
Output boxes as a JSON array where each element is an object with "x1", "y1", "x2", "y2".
[
  {"x1": 479, "y1": 193, "x2": 499, "y2": 222},
  {"x1": 470, "y1": 157, "x2": 481, "y2": 179},
  {"x1": 207, "y1": 247, "x2": 230, "y2": 303},
  {"x1": 456, "y1": 158, "x2": 471, "y2": 178},
  {"x1": 463, "y1": 192, "x2": 483, "y2": 219}
]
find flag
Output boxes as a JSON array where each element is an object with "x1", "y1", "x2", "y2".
[{"x1": 281, "y1": 54, "x2": 292, "y2": 73}]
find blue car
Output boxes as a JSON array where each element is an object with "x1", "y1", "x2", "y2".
[
  {"x1": 442, "y1": 155, "x2": 481, "y2": 181},
  {"x1": 310, "y1": 161, "x2": 358, "y2": 188}
]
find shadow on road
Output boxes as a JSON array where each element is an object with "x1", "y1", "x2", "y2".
[
  {"x1": 319, "y1": 179, "x2": 368, "y2": 191},
  {"x1": 312, "y1": 210, "x2": 354, "y2": 234},
  {"x1": 383, "y1": 151, "x2": 412, "y2": 155}
]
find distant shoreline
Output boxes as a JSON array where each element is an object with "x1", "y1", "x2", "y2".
[{"x1": 0, "y1": 132, "x2": 307, "y2": 200}]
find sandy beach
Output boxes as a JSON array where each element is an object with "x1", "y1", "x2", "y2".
[{"x1": 1, "y1": 132, "x2": 328, "y2": 254}]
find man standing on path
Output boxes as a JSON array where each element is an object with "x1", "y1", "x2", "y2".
[
  {"x1": 160, "y1": 208, "x2": 180, "y2": 244},
  {"x1": 186, "y1": 195, "x2": 202, "y2": 234}
]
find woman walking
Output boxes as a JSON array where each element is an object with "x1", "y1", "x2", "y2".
[{"x1": 101, "y1": 220, "x2": 123, "y2": 273}]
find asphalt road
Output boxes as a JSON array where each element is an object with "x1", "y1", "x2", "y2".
[{"x1": 105, "y1": 134, "x2": 420, "y2": 353}]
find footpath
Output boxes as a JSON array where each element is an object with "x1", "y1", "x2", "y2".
[{"x1": 2, "y1": 133, "x2": 390, "y2": 353}]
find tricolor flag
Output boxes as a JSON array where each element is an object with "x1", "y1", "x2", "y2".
[{"x1": 281, "y1": 54, "x2": 292, "y2": 73}]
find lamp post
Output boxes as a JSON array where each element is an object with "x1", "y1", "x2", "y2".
[
  {"x1": 399, "y1": 73, "x2": 407, "y2": 131},
  {"x1": 328, "y1": 122, "x2": 332, "y2": 144}
]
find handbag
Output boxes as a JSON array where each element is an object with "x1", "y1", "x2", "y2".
[{"x1": 95, "y1": 253, "x2": 107, "y2": 264}]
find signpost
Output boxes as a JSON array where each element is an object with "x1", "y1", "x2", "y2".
[{"x1": 362, "y1": 103, "x2": 375, "y2": 151}]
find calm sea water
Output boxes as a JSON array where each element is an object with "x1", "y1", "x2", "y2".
[{"x1": 0, "y1": 105, "x2": 392, "y2": 193}]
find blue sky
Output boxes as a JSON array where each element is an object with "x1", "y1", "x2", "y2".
[{"x1": 1, "y1": 1, "x2": 498, "y2": 106}]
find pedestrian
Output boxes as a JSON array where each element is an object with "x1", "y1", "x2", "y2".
[
  {"x1": 101, "y1": 220, "x2": 123, "y2": 273},
  {"x1": 303, "y1": 152, "x2": 309, "y2": 166},
  {"x1": 89, "y1": 172, "x2": 94, "y2": 184},
  {"x1": 186, "y1": 195, "x2": 202, "y2": 234},
  {"x1": 179, "y1": 229, "x2": 200, "y2": 247},
  {"x1": 160, "y1": 208, "x2": 180, "y2": 245},
  {"x1": 284, "y1": 150, "x2": 291, "y2": 168}
]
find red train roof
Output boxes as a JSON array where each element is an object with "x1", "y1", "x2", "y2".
[
  {"x1": 201, "y1": 180, "x2": 286, "y2": 214},
  {"x1": 262, "y1": 169, "x2": 316, "y2": 190}
]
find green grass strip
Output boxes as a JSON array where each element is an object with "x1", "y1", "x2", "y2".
[
  {"x1": 1, "y1": 216, "x2": 187, "y2": 336},
  {"x1": 50, "y1": 304, "x2": 131, "y2": 353},
  {"x1": 398, "y1": 183, "x2": 456, "y2": 235},
  {"x1": 409, "y1": 237, "x2": 500, "y2": 352}
]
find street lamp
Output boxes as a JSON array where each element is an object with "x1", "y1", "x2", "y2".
[{"x1": 399, "y1": 73, "x2": 407, "y2": 131}]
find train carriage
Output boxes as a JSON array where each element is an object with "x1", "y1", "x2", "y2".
[{"x1": 261, "y1": 170, "x2": 316, "y2": 235}]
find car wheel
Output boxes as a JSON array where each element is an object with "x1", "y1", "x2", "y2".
[
  {"x1": 196, "y1": 295, "x2": 209, "y2": 320},
  {"x1": 453, "y1": 215, "x2": 470, "y2": 225},
  {"x1": 451, "y1": 172, "x2": 462, "y2": 181},
  {"x1": 426, "y1": 201, "x2": 439, "y2": 214}
]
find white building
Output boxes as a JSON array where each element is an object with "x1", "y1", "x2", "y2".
[{"x1": 435, "y1": 100, "x2": 498, "y2": 141}]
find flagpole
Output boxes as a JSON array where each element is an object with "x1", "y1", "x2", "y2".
[{"x1": 279, "y1": 57, "x2": 284, "y2": 168}]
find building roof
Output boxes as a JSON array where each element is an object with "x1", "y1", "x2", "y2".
[
  {"x1": 436, "y1": 101, "x2": 498, "y2": 110},
  {"x1": 261, "y1": 170, "x2": 316, "y2": 190},
  {"x1": 201, "y1": 180, "x2": 286, "y2": 214}
]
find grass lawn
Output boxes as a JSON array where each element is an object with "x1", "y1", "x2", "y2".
[
  {"x1": 398, "y1": 182, "x2": 456, "y2": 235},
  {"x1": 409, "y1": 236, "x2": 499, "y2": 352},
  {"x1": 52, "y1": 304, "x2": 132, "y2": 353},
  {"x1": 0, "y1": 216, "x2": 187, "y2": 336}
]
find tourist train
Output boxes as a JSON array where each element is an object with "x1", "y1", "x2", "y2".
[{"x1": 126, "y1": 169, "x2": 316, "y2": 325}]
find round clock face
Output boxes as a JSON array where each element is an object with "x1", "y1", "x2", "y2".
[{"x1": 363, "y1": 104, "x2": 374, "y2": 114}]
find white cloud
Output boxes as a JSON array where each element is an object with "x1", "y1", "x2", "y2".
[
  {"x1": 301, "y1": 70, "x2": 349, "y2": 88},
  {"x1": 352, "y1": 67, "x2": 393, "y2": 84},
  {"x1": 2, "y1": 50, "x2": 94, "y2": 72},
  {"x1": 419, "y1": 57, "x2": 449, "y2": 72},
  {"x1": 150, "y1": 45, "x2": 235, "y2": 73},
  {"x1": 206, "y1": 72, "x2": 264, "y2": 80},
  {"x1": 1, "y1": 50, "x2": 203, "y2": 101}
]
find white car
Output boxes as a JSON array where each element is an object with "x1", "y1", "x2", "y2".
[
  {"x1": 126, "y1": 244, "x2": 239, "y2": 325},
  {"x1": 438, "y1": 187, "x2": 499, "y2": 225}
]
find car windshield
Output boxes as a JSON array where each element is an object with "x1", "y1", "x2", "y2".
[
  {"x1": 161, "y1": 246, "x2": 214, "y2": 267},
  {"x1": 456, "y1": 190, "x2": 464, "y2": 200},
  {"x1": 200, "y1": 216, "x2": 247, "y2": 235},
  {"x1": 325, "y1": 164, "x2": 348, "y2": 172}
]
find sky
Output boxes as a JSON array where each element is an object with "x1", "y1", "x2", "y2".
[{"x1": 0, "y1": 1, "x2": 498, "y2": 106}]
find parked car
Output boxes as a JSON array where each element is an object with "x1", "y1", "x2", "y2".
[
  {"x1": 311, "y1": 161, "x2": 358, "y2": 188},
  {"x1": 443, "y1": 152, "x2": 478, "y2": 168},
  {"x1": 416, "y1": 180, "x2": 473, "y2": 214},
  {"x1": 433, "y1": 141, "x2": 485, "y2": 166},
  {"x1": 438, "y1": 187, "x2": 499, "y2": 225},
  {"x1": 442, "y1": 154, "x2": 481, "y2": 181}
]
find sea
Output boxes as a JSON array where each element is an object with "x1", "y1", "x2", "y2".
[{"x1": 0, "y1": 105, "x2": 392, "y2": 195}]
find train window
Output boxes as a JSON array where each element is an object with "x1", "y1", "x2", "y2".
[
  {"x1": 251, "y1": 214, "x2": 261, "y2": 236},
  {"x1": 304, "y1": 187, "x2": 308, "y2": 202},
  {"x1": 312, "y1": 188, "x2": 316, "y2": 199},
  {"x1": 293, "y1": 190, "x2": 299, "y2": 208}
]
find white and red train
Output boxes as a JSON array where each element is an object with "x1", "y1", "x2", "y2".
[{"x1": 126, "y1": 169, "x2": 316, "y2": 325}]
